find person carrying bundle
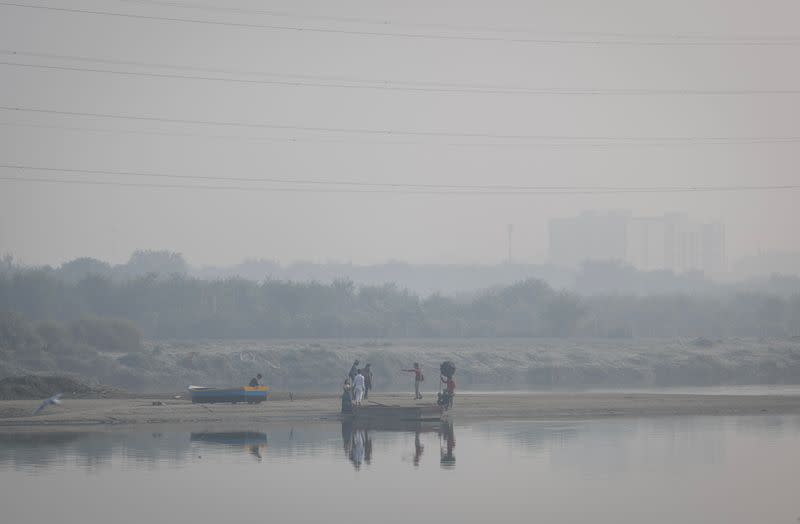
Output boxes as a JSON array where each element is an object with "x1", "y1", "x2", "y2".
[
  {"x1": 439, "y1": 375, "x2": 456, "y2": 410},
  {"x1": 438, "y1": 361, "x2": 456, "y2": 410}
]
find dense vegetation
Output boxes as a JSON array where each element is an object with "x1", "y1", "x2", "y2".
[
  {"x1": 0, "y1": 312, "x2": 144, "y2": 387},
  {"x1": 7, "y1": 250, "x2": 800, "y2": 297},
  {"x1": 1, "y1": 269, "x2": 799, "y2": 340}
]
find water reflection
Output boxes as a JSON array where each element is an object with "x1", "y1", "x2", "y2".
[
  {"x1": 440, "y1": 420, "x2": 456, "y2": 468},
  {"x1": 3, "y1": 417, "x2": 800, "y2": 524},
  {"x1": 0, "y1": 430, "x2": 194, "y2": 470},
  {"x1": 340, "y1": 419, "x2": 456, "y2": 470},
  {"x1": 2, "y1": 415, "x2": 799, "y2": 474},
  {"x1": 190, "y1": 432, "x2": 268, "y2": 462}
]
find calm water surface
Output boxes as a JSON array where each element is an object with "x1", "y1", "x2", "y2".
[{"x1": 2, "y1": 416, "x2": 799, "y2": 524}]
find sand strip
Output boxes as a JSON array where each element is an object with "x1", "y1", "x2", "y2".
[{"x1": 2, "y1": 392, "x2": 800, "y2": 429}]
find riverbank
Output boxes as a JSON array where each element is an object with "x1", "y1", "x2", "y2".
[
  {"x1": 5, "y1": 338, "x2": 800, "y2": 393},
  {"x1": 3, "y1": 392, "x2": 800, "y2": 429}
]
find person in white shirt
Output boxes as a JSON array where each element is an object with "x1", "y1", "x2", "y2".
[{"x1": 353, "y1": 369, "x2": 366, "y2": 406}]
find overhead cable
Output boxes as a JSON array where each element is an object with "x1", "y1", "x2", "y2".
[
  {"x1": 2, "y1": 164, "x2": 799, "y2": 195},
  {"x1": 119, "y1": 0, "x2": 800, "y2": 44},
  {"x1": 3, "y1": 52, "x2": 799, "y2": 96},
  {"x1": 3, "y1": 106, "x2": 800, "y2": 144},
  {"x1": 2, "y1": 2, "x2": 800, "y2": 47}
]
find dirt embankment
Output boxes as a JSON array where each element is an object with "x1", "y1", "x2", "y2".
[
  {"x1": 3, "y1": 392, "x2": 800, "y2": 429},
  {"x1": 0, "y1": 375, "x2": 123, "y2": 400}
]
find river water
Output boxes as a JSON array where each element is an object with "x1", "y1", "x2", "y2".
[{"x1": 2, "y1": 416, "x2": 799, "y2": 523}]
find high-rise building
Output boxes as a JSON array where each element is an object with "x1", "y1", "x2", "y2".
[{"x1": 549, "y1": 211, "x2": 726, "y2": 275}]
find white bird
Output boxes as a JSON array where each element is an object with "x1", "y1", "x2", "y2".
[{"x1": 33, "y1": 393, "x2": 63, "y2": 415}]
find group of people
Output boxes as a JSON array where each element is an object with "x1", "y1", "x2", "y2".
[
  {"x1": 342, "y1": 360, "x2": 454, "y2": 408},
  {"x1": 251, "y1": 359, "x2": 454, "y2": 412},
  {"x1": 345, "y1": 360, "x2": 374, "y2": 406}
]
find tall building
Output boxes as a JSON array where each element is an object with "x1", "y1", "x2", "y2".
[{"x1": 549, "y1": 211, "x2": 726, "y2": 275}]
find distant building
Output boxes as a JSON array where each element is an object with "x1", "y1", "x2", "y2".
[{"x1": 549, "y1": 211, "x2": 726, "y2": 275}]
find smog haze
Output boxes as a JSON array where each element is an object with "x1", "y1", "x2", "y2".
[{"x1": 1, "y1": 0, "x2": 799, "y2": 267}]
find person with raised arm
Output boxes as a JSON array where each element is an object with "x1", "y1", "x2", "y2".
[{"x1": 402, "y1": 362, "x2": 424, "y2": 400}]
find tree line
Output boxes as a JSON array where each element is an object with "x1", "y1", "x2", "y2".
[{"x1": 1, "y1": 269, "x2": 799, "y2": 340}]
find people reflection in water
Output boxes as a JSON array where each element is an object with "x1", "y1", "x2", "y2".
[
  {"x1": 364, "y1": 430, "x2": 372, "y2": 465},
  {"x1": 341, "y1": 420, "x2": 353, "y2": 456},
  {"x1": 249, "y1": 445, "x2": 263, "y2": 461},
  {"x1": 413, "y1": 430, "x2": 425, "y2": 467},
  {"x1": 339, "y1": 420, "x2": 454, "y2": 469},
  {"x1": 352, "y1": 429, "x2": 365, "y2": 469},
  {"x1": 341, "y1": 421, "x2": 373, "y2": 470},
  {"x1": 440, "y1": 421, "x2": 456, "y2": 468}
]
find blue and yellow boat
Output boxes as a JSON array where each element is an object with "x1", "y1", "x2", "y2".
[{"x1": 188, "y1": 385, "x2": 269, "y2": 404}]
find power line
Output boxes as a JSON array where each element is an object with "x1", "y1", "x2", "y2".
[
  {"x1": 4, "y1": 106, "x2": 800, "y2": 144},
  {"x1": 8, "y1": 120, "x2": 797, "y2": 150},
  {"x1": 2, "y1": 174, "x2": 798, "y2": 195},
  {"x1": 0, "y1": 162, "x2": 762, "y2": 191},
  {"x1": 2, "y1": 164, "x2": 800, "y2": 194},
  {"x1": 0, "y1": 120, "x2": 434, "y2": 147},
  {"x1": 119, "y1": 0, "x2": 800, "y2": 44},
  {"x1": 4, "y1": 52, "x2": 800, "y2": 96},
  {"x1": 2, "y1": 2, "x2": 800, "y2": 47},
  {"x1": 0, "y1": 174, "x2": 424, "y2": 193}
]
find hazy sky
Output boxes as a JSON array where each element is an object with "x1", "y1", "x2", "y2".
[{"x1": 1, "y1": 0, "x2": 799, "y2": 266}]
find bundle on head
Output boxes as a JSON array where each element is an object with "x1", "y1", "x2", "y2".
[{"x1": 440, "y1": 361, "x2": 456, "y2": 378}]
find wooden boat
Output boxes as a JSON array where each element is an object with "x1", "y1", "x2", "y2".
[
  {"x1": 344, "y1": 402, "x2": 444, "y2": 421},
  {"x1": 188, "y1": 385, "x2": 269, "y2": 404}
]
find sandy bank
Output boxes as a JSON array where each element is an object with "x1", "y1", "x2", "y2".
[{"x1": 2, "y1": 392, "x2": 800, "y2": 429}]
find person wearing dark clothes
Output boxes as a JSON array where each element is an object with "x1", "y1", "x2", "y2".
[
  {"x1": 439, "y1": 375, "x2": 456, "y2": 410},
  {"x1": 341, "y1": 380, "x2": 353, "y2": 414},
  {"x1": 249, "y1": 373, "x2": 262, "y2": 387},
  {"x1": 363, "y1": 364, "x2": 374, "y2": 400},
  {"x1": 348, "y1": 360, "x2": 360, "y2": 382},
  {"x1": 348, "y1": 360, "x2": 360, "y2": 400}
]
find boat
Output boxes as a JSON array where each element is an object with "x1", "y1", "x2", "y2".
[
  {"x1": 188, "y1": 385, "x2": 269, "y2": 404},
  {"x1": 343, "y1": 402, "x2": 444, "y2": 422}
]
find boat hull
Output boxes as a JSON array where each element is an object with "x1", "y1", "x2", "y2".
[
  {"x1": 344, "y1": 404, "x2": 444, "y2": 421},
  {"x1": 190, "y1": 386, "x2": 269, "y2": 404}
]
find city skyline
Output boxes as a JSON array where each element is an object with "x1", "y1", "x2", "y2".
[{"x1": 550, "y1": 210, "x2": 727, "y2": 275}]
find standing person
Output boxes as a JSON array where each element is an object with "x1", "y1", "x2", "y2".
[
  {"x1": 353, "y1": 369, "x2": 366, "y2": 406},
  {"x1": 439, "y1": 374, "x2": 456, "y2": 410},
  {"x1": 402, "y1": 362, "x2": 424, "y2": 400},
  {"x1": 348, "y1": 360, "x2": 360, "y2": 382},
  {"x1": 363, "y1": 363, "x2": 374, "y2": 400},
  {"x1": 348, "y1": 359, "x2": 360, "y2": 400},
  {"x1": 248, "y1": 373, "x2": 262, "y2": 387},
  {"x1": 341, "y1": 380, "x2": 353, "y2": 414}
]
